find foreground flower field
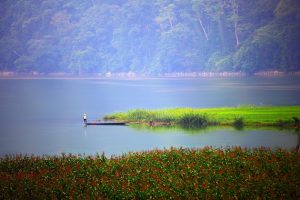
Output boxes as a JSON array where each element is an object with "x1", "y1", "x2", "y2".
[{"x1": 1, "y1": 147, "x2": 300, "y2": 199}]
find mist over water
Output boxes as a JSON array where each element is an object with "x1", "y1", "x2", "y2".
[{"x1": 0, "y1": 76, "x2": 300, "y2": 156}]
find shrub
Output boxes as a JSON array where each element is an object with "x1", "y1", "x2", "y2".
[
  {"x1": 276, "y1": 119, "x2": 293, "y2": 127},
  {"x1": 292, "y1": 117, "x2": 300, "y2": 126},
  {"x1": 233, "y1": 117, "x2": 244, "y2": 129},
  {"x1": 178, "y1": 113, "x2": 208, "y2": 128}
]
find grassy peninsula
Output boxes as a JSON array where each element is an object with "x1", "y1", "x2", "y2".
[
  {"x1": 1, "y1": 147, "x2": 299, "y2": 199},
  {"x1": 105, "y1": 106, "x2": 300, "y2": 128}
]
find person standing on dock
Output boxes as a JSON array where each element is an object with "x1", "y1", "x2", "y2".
[{"x1": 83, "y1": 113, "x2": 87, "y2": 124}]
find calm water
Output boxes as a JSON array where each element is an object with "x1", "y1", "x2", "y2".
[{"x1": 0, "y1": 77, "x2": 300, "y2": 156}]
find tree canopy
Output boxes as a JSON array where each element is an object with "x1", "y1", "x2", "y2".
[{"x1": 0, "y1": 0, "x2": 299, "y2": 74}]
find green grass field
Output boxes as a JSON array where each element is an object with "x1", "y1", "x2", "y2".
[
  {"x1": 1, "y1": 147, "x2": 299, "y2": 199},
  {"x1": 105, "y1": 106, "x2": 300, "y2": 128}
]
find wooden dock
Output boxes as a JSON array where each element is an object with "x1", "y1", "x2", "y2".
[{"x1": 85, "y1": 122, "x2": 126, "y2": 126}]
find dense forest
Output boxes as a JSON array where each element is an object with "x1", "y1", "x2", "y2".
[{"x1": 0, "y1": 0, "x2": 299, "y2": 75}]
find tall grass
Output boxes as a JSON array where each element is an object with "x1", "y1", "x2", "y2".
[{"x1": 105, "y1": 106, "x2": 300, "y2": 128}]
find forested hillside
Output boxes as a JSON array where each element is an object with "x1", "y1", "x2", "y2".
[{"x1": 0, "y1": 0, "x2": 299, "y2": 75}]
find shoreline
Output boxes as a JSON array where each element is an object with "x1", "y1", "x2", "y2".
[
  {"x1": 118, "y1": 120, "x2": 300, "y2": 130},
  {"x1": 1, "y1": 71, "x2": 300, "y2": 80},
  {"x1": 124, "y1": 121, "x2": 300, "y2": 129}
]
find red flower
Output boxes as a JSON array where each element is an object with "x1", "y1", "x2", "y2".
[
  {"x1": 194, "y1": 182, "x2": 198, "y2": 189},
  {"x1": 202, "y1": 180, "x2": 208, "y2": 189},
  {"x1": 16, "y1": 171, "x2": 25, "y2": 180}
]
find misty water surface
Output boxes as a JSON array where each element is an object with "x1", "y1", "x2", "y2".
[{"x1": 0, "y1": 76, "x2": 300, "y2": 156}]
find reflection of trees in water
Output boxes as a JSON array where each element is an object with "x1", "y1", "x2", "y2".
[
  {"x1": 295, "y1": 128, "x2": 300, "y2": 152},
  {"x1": 293, "y1": 117, "x2": 300, "y2": 151}
]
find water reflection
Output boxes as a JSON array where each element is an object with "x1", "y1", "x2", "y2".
[
  {"x1": 130, "y1": 124, "x2": 296, "y2": 135},
  {"x1": 130, "y1": 124, "x2": 228, "y2": 134},
  {"x1": 83, "y1": 126, "x2": 87, "y2": 136},
  {"x1": 295, "y1": 128, "x2": 300, "y2": 152},
  {"x1": 129, "y1": 124, "x2": 300, "y2": 151}
]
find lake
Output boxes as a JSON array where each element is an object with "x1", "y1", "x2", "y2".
[{"x1": 0, "y1": 76, "x2": 300, "y2": 156}]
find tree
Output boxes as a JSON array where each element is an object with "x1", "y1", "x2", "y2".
[{"x1": 0, "y1": 0, "x2": 299, "y2": 74}]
